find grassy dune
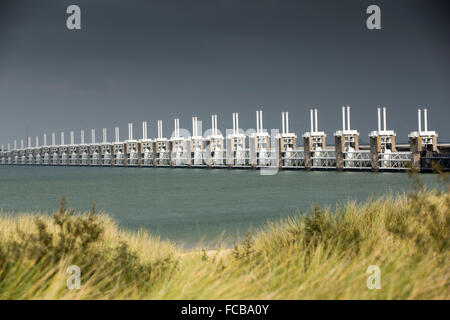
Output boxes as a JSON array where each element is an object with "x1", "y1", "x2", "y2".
[{"x1": 0, "y1": 177, "x2": 448, "y2": 299}]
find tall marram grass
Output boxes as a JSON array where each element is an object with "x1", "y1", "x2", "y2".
[{"x1": 0, "y1": 171, "x2": 448, "y2": 299}]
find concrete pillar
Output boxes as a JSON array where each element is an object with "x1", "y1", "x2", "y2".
[
  {"x1": 354, "y1": 135, "x2": 360, "y2": 151},
  {"x1": 76, "y1": 146, "x2": 80, "y2": 166},
  {"x1": 278, "y1": 138, "x2": 283, "y2": 169},
  {"x1": 169, "y1": 141, "x2": 174, "y2": 167},
  {"x1": 187, "y1": 141, "x2": 192, "y2": 168},
  {"x1": 335, "y1": 135, "x2": 345, "y2": 171},
  {"x1": 249, "y1": 137, "x2": 257, "y2": 169},
  {"x1": 123, "y1": 144, "x2": 128, "y2": 168},
  {"x1": 152, "y1": 142, "x2": 158, "y2": 167},
  {"x1": 226, "y1": 138, "x2": 233, "y2": 168},
  {"x1": 432, "y1": 136, "x2": 438, "y2": 152},
  {"x1": 391, "y1": 136, "x2": 397, "y2": 152},
  {"x1": 98, "y1": 147, "x2": 103, "y2": 167},
  {"x1": 87, "y1": 146, "x2": 92, "y2": 167},
  {"x1": 206, "y1": 143, "x2": 212, "y2": 168},
  {"x1": 370, "y1": 136, "x2": 380, "y2": 172},
  {"x1": 152, "y1": 143, "x2": 157, "y2": 167},
  {"x1": 110, "y1": 145, "x2": 115, "y2": 167},
  {"x1": 137, "y1": 142, "x2": 142, "y2": 167},
  {"x1": 409, "y1": 136, "x2": 422, "y2": 172},
  {"x1": 303, "y1": 136, "x2": 312, "y2": 171}
]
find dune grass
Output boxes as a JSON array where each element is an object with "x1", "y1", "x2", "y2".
[{"x1": 0, "y1": 172, "x2": 448, "y2": 299}]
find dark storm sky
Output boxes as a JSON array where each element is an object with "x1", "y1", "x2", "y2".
[{"x1": 0, "y1": 0, "x2": 449, "y2": 146}]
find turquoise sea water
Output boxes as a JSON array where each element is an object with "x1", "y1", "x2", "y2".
[{"x1": 0, "y1": 166, "x2": 441, "y2": 248}]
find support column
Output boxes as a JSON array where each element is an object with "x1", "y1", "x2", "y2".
[
  {"x1": 123, "y1": 145, "x2": 128, "y2": 168},
  {"x1": 88, "y1": 147, "x2": 91, "y2": 166},
  {"x1": 169, "y1": 141, "x2": 174, "y2": 167},
  {"x1": 370, "y1": 136, "x2": 380, "y2": 172},
  {"x1": 206, "y1": 143, "x2": 212, "y2": 168},
  {"x1": 354, "y1": 136, "x2": 360, "y2": 151},
  {"x1": 409, "y1": 136, "x2": 422, "y2": 172},
  {"x1": 152, "y1": 142, "x2": 158, "y2": 167},
  {"x1": 111, "y1": 146, "x2": 115, "y2": 167},
  {"x1": 187, "y1": 141, "x2": 192, "y2": 168},
  {"x1": 249, "y1": 137, "x2": 257, "y2": 169},
  {"x1": 98, "y1": 147, "x2": 103, "y2": 167},
  {"x1": 391, "y1": 135, "x2": 397, "y2": 152},
  {"x1": 432, "y1": 136, "x2": 438, "y2": 152},
  {"x1": 226, "y1": 138, "x2": 232, "y2": 168},
  {"x1": 57, "y1": 148, "x2": 61, "y2": 166},
  {"x1": 303, "y1": 136, "x2": 312, "y2": 171},
  {"x1": 335, "y1": 135, "x2": 345, "y2": 171},
  {"x1": 137, "y1": 142, "x2": 142, "y2": 167}
]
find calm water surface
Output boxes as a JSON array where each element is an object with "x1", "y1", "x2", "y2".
[{"x1": 0, "y1": 166, "x2": 441, "y2": 248}]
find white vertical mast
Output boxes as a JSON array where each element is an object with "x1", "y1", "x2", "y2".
[
  {"x1": 214, "y1": 114, "x2": 219, "y2": 135},
  {"x1": 91, "y1": 129, "x2": 95, "y2": 144},
  {"x1": 43, "y1": 134, "x2": 47, "y2": 146},
  {"x1": 102, "y1": 128, "x2": 107, "y2": 143},
  {"x1": 256, "y1": 111, "x2": 260, "y2": 134},
  {"x1": 383, "y1": 107, "x2": 387, "y2": 131},
  {"x1": 80, "y1": 130, "x2": 85, "y2": 145},
  {"x1": 158, "y1": 120, "x2": 162, "y2": 139},
  {"x1": 310, "y1": 109, "x2": 314, "y2": 133},
  {"x1": 174, "y1": 119, "x2": 178, "y2": 138},
  {"x1": 286, "y1": 111, "x2": 289, "y2": 134},
  {"x1": 70, "y1": 130, "x2": 74, "y2": 145},
  {"x1": 418, "y1": 109, "x2": 422, "y2": 132},
  {"x1": 61, "y1": 132, "x2": 65, "y2": 145},
  {"x1": 314, "y1": 109, "x2": 318, "y2": 133},
  {"x1": 142, "y1": 121, "x2": 147, "y2": 140},
  {"x1": 259, "y1": 111, "x2": 263, "y2": 133},
  {"x1": 424, "y1": 108, "x2": 428, "y2": 132},
  {"x1": 196, "y1": 117, "x2": 199, "y2": 136},
  {"x1": 347, "y1": 106, "x2": 351, "y2": 131},
  {"x1": 115, "y1": 127, "x2": 119, "y2": 143},
  {"x1": 377, "y1": 108, "x2": 381, "y2": 132},
  {"x1": 128, "y1": 123, "x2": 133, "y2": 140}
]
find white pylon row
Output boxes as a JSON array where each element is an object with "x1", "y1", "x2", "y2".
[{"x1": 2, "y1": 107, "x2": 438, "y2": 151}]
